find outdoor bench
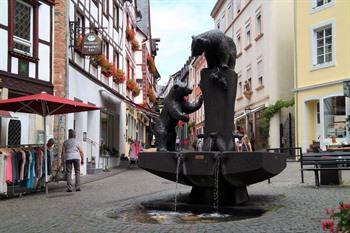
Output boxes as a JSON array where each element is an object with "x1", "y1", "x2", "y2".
[{"x1": 300, "y1": 152, "x2": 350, "y2": 187}]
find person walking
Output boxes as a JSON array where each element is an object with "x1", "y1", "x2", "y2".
[
  {"x1": 61, "y1": 129, "x2": 84, "y2": 192},
  {"x1": 241, "y1": 135, "x2": 253, "y2": 152}
]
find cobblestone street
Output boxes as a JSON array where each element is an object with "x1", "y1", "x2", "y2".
[{"x1": 0, "y1": 162, "x2": 349, "y2": 233}]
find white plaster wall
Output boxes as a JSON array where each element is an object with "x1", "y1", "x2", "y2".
[
  {"x1": 0, "y1": 1, "x2": 8, "y2": 26},
  {"x1": 29, "y1": 62, "x2": 36, "y2": 78},
  {"x1": 90, "y1": 1, "x2": 98, "y2": 20},
  {"x1": 38, "y1": 43, "x2": 50, "y2": 82},
  {"x1": 11, "y1": 57, "x2": 18, "y2": 74},
  {"x1": 70, "y1": 0, "x2": 75, "y2": 21},
  {"x1": 69, "y1": 65, "x2": 127, "y2": 171},
  {"x1": 0, "y1": 30, "x2": 8, "y2": 71},
  {"x1": 38, "y1": 3, "x2": 51, "y2": 42}
]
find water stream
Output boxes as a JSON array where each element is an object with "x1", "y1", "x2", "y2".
[
  {"x1": 174, "y1": 154, "x2": 182, "y2": 212},
  {"x1": 213, "y1": 156, "x2": 220, "y2": 212}
]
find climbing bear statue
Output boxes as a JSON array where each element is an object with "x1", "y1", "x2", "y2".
[{"x1": 154, "y1": 79, "x2": 203, "y2": 151}]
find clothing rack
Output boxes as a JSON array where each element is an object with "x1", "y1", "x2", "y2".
[
  {"x1": 0, "y1": 144, "x2": 47, "y2": 197},
  {"x1": 2, "y1": 144, "x2": 44, "y2": 148}
]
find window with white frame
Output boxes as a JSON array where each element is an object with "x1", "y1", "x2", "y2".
[
  {"x1": 255, "y1": 9, "x2": 262, "y2": 36},
  {"x1": 113, "y1": 3, "x2": 119, "y2": 30},
  {"x1": 236, "y1": 30, "x2": 241, "y2": 53},
  {"x1": 246, "y1": 66, "x2": 252, "y2": 89},
  {"x1": 236, "y1": 0, "x2": 241, "y2": 13},
  {"x1": 312, "y1": 22, "x2": 334, "y2": 67},
  {"x1": 227, "y1": 2, "x2": 233, "y2": 22},
  {"x1": 257, "y1": 58, "x2": 263, "y2": 86},
  {"x1": 102, "y1": 40, "x2": 109, "y2": 57},
  {"x1": 221, "y1": 12, "x2": 226, "y2": 30},
  {"x1": 238, "y1": 72, "x2": 242, "y2": 96},
  {"x1": 13, "y1": 0, "x2": 33, "y2": 56},
  {"x1": 102, "y1": 0, "x2": 108, "y2": 16},
  {"x1": 313, "y1": 0, "x2": 333, "y2": 9},
  {"x1": 245, "y1": 21, "x2": 251, "y2": 46}
]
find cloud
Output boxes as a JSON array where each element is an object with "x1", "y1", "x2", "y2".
[{"x1": 150, "y1": 0, "x2": 216, "y2": 85}]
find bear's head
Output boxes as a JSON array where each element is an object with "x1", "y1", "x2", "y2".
[
  {"x1": 172, "y1": 78, "x2": 193, "y2": 99},
  {"x1": 191, "y1": 36, "x2": 209, "y2": 57}
]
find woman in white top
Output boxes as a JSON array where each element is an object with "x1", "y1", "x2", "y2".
[{"x1": 61, "y1": 129, "x2": 84, "y2": 192}]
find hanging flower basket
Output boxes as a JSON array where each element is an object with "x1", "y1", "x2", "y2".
[
  {"x1": 126, "y1": 27, "x2": 135, "y2": 41},
  {"x1": 90, "y1": 55, "x2": 103, "y2": 67},
  {"x1": 100, "y1": 55, "x2": 113, "y2": 77},
  {"x1": 132, "y1": 86, "x2": 140, "y2": 97},
  {"x1": 75, "y1": 34, "x2": 84, "y2": 53},
  {"x1": 131, "y1": 39, "x2": 140, "y2": 51},
  {"x1": 112, "y1": 67, "x2": 126, "y2": 84},
  {"x1": 147, "y1": 55, "x2": 157, "y2": 76},
  {"x1": 126, "y1": 79, "x2": 137, "y2": 91},
  {"x1": 147, "y1": 88, "x2": 157, "y2": 103}
]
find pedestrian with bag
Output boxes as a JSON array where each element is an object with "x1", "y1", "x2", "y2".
[{"x1": 61, "y1": 129, "x2": 84, "y2": 192}]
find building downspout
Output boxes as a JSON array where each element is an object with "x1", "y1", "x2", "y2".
[
  {"x1": 65, "y1": 0, "x2": 70, "y2": 139},
  {"x1": 293, "y1": 0, "x2": 299, "y2": 150}
]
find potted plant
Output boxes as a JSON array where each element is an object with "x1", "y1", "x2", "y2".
[
  {"x1": 322, "y1": 202, "x2": 350, "y2": 233},
  {"x1": 100, "y1": 144, "x2": 110, "y2": 156},
  {"x1": 126, "y1": 79, "x2": 137, "y2": 91}
]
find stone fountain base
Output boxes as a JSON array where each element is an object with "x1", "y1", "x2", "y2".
[{"x1": 138, "y1": 151, "x2": 286, "y2": 205}]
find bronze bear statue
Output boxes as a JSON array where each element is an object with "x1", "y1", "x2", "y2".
[
  {"x1": 154, "y1": 79, "x2": 203, "y2": 151},
  {"x1": 191, "y1": 29, "x2": 236, "y2": 89}
]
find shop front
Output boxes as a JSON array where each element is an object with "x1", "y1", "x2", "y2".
[{"x1": 298, "y1": 83, "x2": 349, "y2": 151}]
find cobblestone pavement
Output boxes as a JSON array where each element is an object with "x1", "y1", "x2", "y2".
[{"x1": 0, "y1": 162, "x2": 350, "y2": 233}]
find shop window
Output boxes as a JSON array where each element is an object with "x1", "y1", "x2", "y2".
[
  {"x1": 13, "y1": 0, "x2": 33, "y2": 56},
  {"x1": 324, "y1": 96, "x2": 346, "y2": 138}
]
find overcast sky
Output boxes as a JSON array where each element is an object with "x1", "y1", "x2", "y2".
[{"x1": 150, "y1": 0, "x2": 216, "y2": 85}]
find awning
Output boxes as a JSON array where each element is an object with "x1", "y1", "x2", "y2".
[
  {"x1": 234, "y1": 104, "x2": 266, "y2": 121},
  {"x1": 0, "y1": 110, "x2": 12, "y2": 118}
]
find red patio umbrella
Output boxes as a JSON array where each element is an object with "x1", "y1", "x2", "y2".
[{"x1": 0, "y1": 92, "x2": 99, "y2": 196}]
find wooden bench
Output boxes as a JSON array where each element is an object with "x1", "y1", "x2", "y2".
[{"x1": 301, "y1": 152, "x2": 350, "y2": 187}]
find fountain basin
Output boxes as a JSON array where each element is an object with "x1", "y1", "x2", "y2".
[
  {"x1": 139, "y1": 151, "x2": 286, "y2": 187},
  {"x1": 138, "y1": 151, "x2": 286, "y2": 205}
]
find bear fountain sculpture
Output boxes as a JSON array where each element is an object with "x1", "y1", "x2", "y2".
[{"x1": 138, "y1": 30, "x2": 286, "y2": 206}]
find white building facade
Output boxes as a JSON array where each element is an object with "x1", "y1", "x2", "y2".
[{"x1": 211, "y1": 0, "x2": 295, "y2": 149}]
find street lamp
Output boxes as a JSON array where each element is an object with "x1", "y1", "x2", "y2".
[{"x1": 244, "y1": 106, "x2": 252, "y2": 137}]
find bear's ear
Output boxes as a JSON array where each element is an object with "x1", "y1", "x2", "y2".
[
  {"x1": 173, "y1": 84, "x2": 179, "y2": 89},
  {"x1": 197, "y1": 37, "x2": 208, "y2": 45},
  {"x1": 191, "y1": 36, "x2": 195, "y2": 40}
]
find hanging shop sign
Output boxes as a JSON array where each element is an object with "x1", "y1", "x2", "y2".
[
  {"x1": 343, "y1": 81, "x2": 350, "y2": 98},
  {"x1": 81, "y1": 33, "x2": 102, "y2": 55}
]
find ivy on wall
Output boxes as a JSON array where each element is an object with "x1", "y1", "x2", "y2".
[{"x1": 262, "y1": 98, "x2": 295, "y2": 138}]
